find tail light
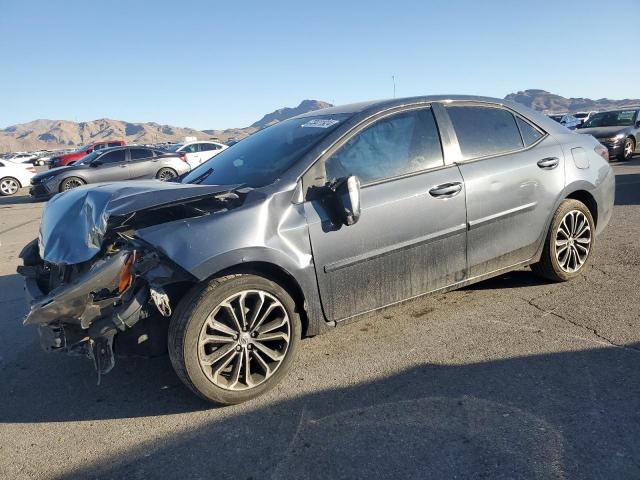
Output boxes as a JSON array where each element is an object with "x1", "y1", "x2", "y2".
[
  {"x1": 594, "y1": 144, "x2": 609, "y2": 162},
  {"x1": 179, "y1": 153, "x2": 188, "y2": 163}
]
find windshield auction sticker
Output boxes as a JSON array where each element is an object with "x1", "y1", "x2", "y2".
[{"x1": 301, "y1": 119, "x2": 340, "y2": 128}]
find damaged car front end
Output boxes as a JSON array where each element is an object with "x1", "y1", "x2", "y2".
[{"x1": 18, "y1": 181, "x2": 244, "y2": 377}]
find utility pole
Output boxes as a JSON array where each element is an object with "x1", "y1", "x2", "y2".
[{"x1": 392, "y1": 75, "x2": 396, "y2": 98}]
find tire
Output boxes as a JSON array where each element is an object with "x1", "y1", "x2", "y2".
[
  {"x1": 59, "y1": 176, "x2": 85, "y2": 192},
  {"x1": 618, "y1": 137, "x2": 635, "y2": 161},
  {"x1": 0, "y1": 177, "x2": 21, "y2": 196},
  {"x1": 531, "y1": 199, "x2": 595, "y2": 282},
  {"x1": 156, "y1": 168, "x2": 177, "y2": 181},
  {"x1": 169, "y1": 273, "x2": 301, "y2": 405}
]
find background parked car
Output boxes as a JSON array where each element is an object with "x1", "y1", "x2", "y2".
[
  {"x1": 0, "y1": 159, "x2": 35, "y2": 196},
  {"x1": 574, "y1": 111, "x2": 597, "y2": 126},
  {"x1": 577, "y1": 108, "x2": 640, "y2": 161},
  {"x1": 549, "y1": 114, "x2": 581, "y2": 130},
  {"x1": 49, "y1": 140, "x2": 126, "y2": 168},
  {"x1": 162, "y1": 140, "x2": 228, "y2": 168},
  {"x1": 5, "y1": 152, "x2": 38, "y2": 164},
  {"x1": 30, "y1": 146, "x2": 190, "y2": 198}
]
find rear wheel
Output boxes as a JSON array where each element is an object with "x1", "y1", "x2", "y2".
[
  {"x1": 156, "y1": 168, "x2": 177, "y2": 181},
  {"x1": 0, "y1": 177, "x2": 20, "y2": 196},
  {"x1": 618, "y1": 137, "x2": 635, "y2": 161},
  {"x1": 60, "y1": 176, "x2": 85, "y2": 192},
  {"x1": 531, "y1": 199, "x2": 594, "y2": 282},
  {"x1": 169, "y1": 274, "x2": 301, "y2": 405}
]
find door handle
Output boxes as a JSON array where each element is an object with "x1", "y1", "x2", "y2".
[
  {"x1": 429, "y1": 182, "x2": 463, "y2": 198},
  {"x1": 537, "y1": 157, "x2": 559, "y2": 169}
]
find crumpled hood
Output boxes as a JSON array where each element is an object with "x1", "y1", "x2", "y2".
[
  {"x1": 39, "y1": 180, "x2": 240, "y2": 265},
  {"x1": 578, "y1": 126, "x2": 629, "y2": 138}
]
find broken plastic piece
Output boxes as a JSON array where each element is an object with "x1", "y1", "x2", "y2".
[{"x1": 150, "y1": 286, "x2": 172, "y2": 317}]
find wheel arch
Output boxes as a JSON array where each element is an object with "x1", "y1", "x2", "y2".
[
  {"x1": 565, "y1": 189, "x2": 598, "y2": 227},
  {"x1": 209, "y1": 261, "x2": 311, "y2": 337}
]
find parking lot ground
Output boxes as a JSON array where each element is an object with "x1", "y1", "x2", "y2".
[{"x1": 1, "y1": 159, "x2": 639, "y2": 479}]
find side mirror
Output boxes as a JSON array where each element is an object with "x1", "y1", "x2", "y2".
[
  {"x1": 332, "y1": 175, "x2": 361, "y2": 226},
  {"x1": 635, "y1": 121, "x2": 640, "y2": 128}
]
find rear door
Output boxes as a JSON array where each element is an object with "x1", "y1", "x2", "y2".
[
  {"x1": 304, "y1": 106, "x2": 467, "y2": 322},
  {"x1": 198, "y1": 142, "x2": 222, "y2": 162},
  {"x1": 181, "y1": 144, "x2": 202, "y2": 168},
  {"x1": 91, "y1": 148, "x2": 130, "y2": 182},
  {"x1": 444, "y1": 104, "x2": 565, "y2": 278},
  {"x1": 128, "y1": 147, "x2": 157, "y2": 179}
]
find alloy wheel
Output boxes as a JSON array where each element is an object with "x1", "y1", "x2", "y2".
[
  {"x1": 158, "y1": 169, "x2": 176, "y2": 181},
  {"x1": 0, "y1": 178, "x2": 19, "y2": 195},
  {"x1": 554, "y1": 210, "x2": 591, "y2": 273},
  {"x1": 62, "y1": 178, "x2": 83, "y2": 191},
  {"x1": 197, "y1": 290, "x2": 291, "y2": 391},
  {"x1": 624, "y1": 139, "x2": 634, "y2": 159}
]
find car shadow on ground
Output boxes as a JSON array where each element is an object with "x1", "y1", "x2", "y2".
[
  {"x1": 462, "y1": 269, "x2": 549, "y2": 291},
  {"x1": 42, "y1": 343, "x2": 640, "y2": 479},
  {"x1": 0, "y1": 192, "x2": 43, "y2": 206}
]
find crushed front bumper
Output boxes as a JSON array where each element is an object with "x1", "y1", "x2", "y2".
[{"x1": 18, "y1": 239, "x2": 189, "y2": 375}]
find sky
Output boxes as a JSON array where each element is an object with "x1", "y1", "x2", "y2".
[{"x1": 1, "y1": 0, "x2": 638, "y2": 130}]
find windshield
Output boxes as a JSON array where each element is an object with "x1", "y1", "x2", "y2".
[
  {"x1": 583, "y1": 110, "x2": 637, "y2": 128},
  {"x1": 182, "y1": 114, "x2": 349, "y2": 188},
  {"x1": 75, "y1": 151, "x2": 101, "y2": 165}
]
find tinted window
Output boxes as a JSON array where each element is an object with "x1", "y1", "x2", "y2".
[
  {"x1": 325, "y1": 108, "x2": 443, "y2": 184},
  {"x1": 94, "y1": 144, "x2": 106, "y2": 150},
  {"x1": 199, "y1": 143, "x2": 221, "y2": 151},
  {"x1": 182, "y1": 114, "x2": 348, "y2": 188},
  {"x1": 130, "y1": 148, "x2": 154, "y2": 160},
  {"x1": 516, "y1": 117, "x2": 543, "y2": 146},
  {"x1": 107, "y1": 142, "x2": 121, "y2": 147},
  {"x1": 447, "y1": 106, "x2": 523, "y2": 158},
  {"x1": 583, "y1": 110, "x2": 638, "y2": 128},
  {"x1": 98, "y1": 149, "x2": 126, "y2": 164}
]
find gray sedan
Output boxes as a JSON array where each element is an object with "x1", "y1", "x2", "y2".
[
  {"x1": 20, "y1": 95, "x2": 615, "y2": 405},
  {"x1": 29, "y1": 146, "x2": 191, "y2": 199}
]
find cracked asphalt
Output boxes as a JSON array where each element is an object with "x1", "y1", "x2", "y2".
[{"x1": 0, "y1": 159, "x2": 639, "y2": 479}]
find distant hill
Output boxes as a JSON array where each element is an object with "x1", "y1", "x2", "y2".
[
  {"x1": 505, "y1": 89, "x2": 640, "y2": 113},
  {"x1": 0, "y1": 99, "x2": 333, "y2": 153},
  {"x1": 202, "y1": 99, "x2": 332, "y2": 142}
]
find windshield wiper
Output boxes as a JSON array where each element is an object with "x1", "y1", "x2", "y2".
[{"x1": 188, "y1": 168, "x2": 214, "y2": 185}]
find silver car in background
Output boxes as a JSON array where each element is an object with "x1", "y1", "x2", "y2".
[
  {"x1": 19, "y1": 95, "x2": 615, "y2": 405},
  {"x1": 28, "y1": 146, "x2": 191, "y2": 199}
]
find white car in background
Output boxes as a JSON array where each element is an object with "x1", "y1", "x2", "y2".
[
  {"x1": 0, "y1": 159, "x2": 36, "y2": 196},
  {"x1": 163, "y1": 141, "x2": 228, "y2": 169},
  {"x1": 574, "y1": 111, "x2": 598, "y2": 125},
  {"x1": 5, "y1": 152, "x2": 38, "y2": 165}
]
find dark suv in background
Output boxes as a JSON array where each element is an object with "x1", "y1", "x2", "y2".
[{"x1": 577, "y1": 108, "x2": 640, "y2": 161}]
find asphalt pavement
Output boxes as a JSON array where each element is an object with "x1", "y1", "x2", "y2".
[{"x1": 0, "y1": 159, "x2": 639, "y2": 479}]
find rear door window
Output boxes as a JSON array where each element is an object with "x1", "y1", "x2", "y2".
[
  {"x1": 199, "y1": 143, "x2": 220, "y2": 151},
  {"x1": 325, "y1": 108, "x2": 444, "y2": 184},
  {"x1": 446, "y1": 106, "x2": 524, "y2": 159},
  {"x1": 130, "y1": 148, "x2": 154, "y2": 160},
  {"x1": 516, "y1": 117, "x2": 543, "y2": 146}
]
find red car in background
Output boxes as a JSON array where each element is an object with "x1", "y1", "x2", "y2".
[{"x1": 49, "y1": 140, "x2": 126, "y2": 168}]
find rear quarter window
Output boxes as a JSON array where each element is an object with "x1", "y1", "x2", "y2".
[{"x1": 447, "y1": 106, "x2": 524, "y2": 159}]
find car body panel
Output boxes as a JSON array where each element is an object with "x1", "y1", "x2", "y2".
[{"x1": 18, "y1": 94, "x2": 616, "y2": 376}]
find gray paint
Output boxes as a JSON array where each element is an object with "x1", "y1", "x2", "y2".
[{"x1": 26, "y1": 95, "x2": 615, "y2": 339}]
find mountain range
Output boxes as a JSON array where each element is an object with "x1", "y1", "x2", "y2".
[{"x1": 2, "y1": 92, "x2": 639, "y2": 153}]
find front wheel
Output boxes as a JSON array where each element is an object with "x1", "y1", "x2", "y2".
[
  {"x1": 169, "y1": 274, "x2": 301, "y2": 405},
  {"x1": 60, "y1": 176, "x2": 85, "y2": 192},
  {"x1": 618, "y1": 138, "x2": 635, "y2": 161},
  {"x1": 531, "y1": 199, "x2": 594, "y2": 282}
]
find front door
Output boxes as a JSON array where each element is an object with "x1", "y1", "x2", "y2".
[
  {"x1": 444, "y1": 104, "x2": 565, "y2": 277},
  {"x1": 304, "y1": 106, "x2": 467, "y2": 322}
]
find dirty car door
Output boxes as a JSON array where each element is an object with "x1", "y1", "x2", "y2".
[
  {"x1": 304, "y1": 106, "x2": 467, "y2": 322},
  {"x1": 445, "y1": 104, "x2": 565, "y2": 277}
]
